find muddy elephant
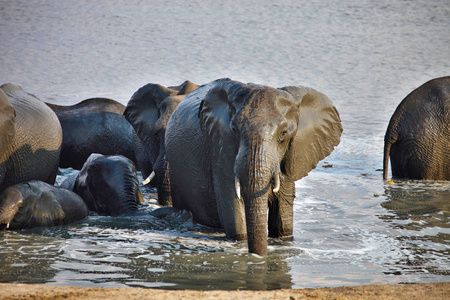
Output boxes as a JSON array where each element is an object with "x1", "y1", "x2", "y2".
[
  {"x1": 61, "y1": 153, "x2": 142, "y2": 216},
  {"x1": 0, "y1": 84, "x2": 62, "y2": 193},
  {"x1": 47, "y1": 98, "x2": 151, "y2": 176},
  {"x1": 383, "y1": 76, "x2": 450, "y2": 180},
  {"x1": 165, "y1": 78, "x2": 343, "y2": 255},
  {"x1": 0, "y1": 180, "x2": 89, "y2": 230},
  {"x1": 124, "y1": 80, "x2": 198, "y2": 206}
]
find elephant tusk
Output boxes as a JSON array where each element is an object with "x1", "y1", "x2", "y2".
[
  {"x1": 235, "y1": 176, "x2": 241, "y2": 199},
  {"x1": 6, "y1": 223, "x2": 9, "y2": 229},
  {"x1": 273, "y1": 173, "x2": 281, "y2": 193},
  {"x1": 142, "y1": 171, "x2": 156, "y2": 185}
]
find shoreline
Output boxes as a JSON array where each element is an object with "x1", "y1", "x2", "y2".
[{"x1": 1, "y1": 282, "x2": 449, "y2": 299}]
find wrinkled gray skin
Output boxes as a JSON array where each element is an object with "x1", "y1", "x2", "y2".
[
  {"x1": 46, "y1": 97, "x2": 126, "y2": 117},
  {"x1": 124, "y1": 80, "x2": 198, "y2": 206},
  {"x1": 384, "y1": 76, "x2": 450, "y2": 180},
  {"x1": 47, "y1": 98, "x2": 151, "y2": 176},
  {"x1": 0, "y1": 84, "x2": 62, "y2": 193},
  {"x1": 0, "y1": 180, "x2": 89, "y2": 230},
  {"x1": 61, "y1": 153, "x2": 142, "y2": 216},
  {"x1": 166, "y1": 78, "x2": 343, "y2": 255}
]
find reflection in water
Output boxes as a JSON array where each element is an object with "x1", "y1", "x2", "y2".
[
  {"x1": 0, "y1": 232, "x2": 63, "y2": 284},
  {"x1": 380, "y1": 180, "x2": 450, "y2": 277},
  {"x1": 382, "y1": 181, "x2": 449, "y2": 233},
  {"x1": 0, "y1": 201, "x2": 293, "y2": 290}
]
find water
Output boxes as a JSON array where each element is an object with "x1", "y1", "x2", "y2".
[{"x1": 0, "y1": 0, "x2": 449, "y2": 290}]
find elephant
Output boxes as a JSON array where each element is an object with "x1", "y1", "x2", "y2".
[
  {"x1": 0, "y1": 83, "x2": 62, "y2": 193},
  {"x1": 47, "y1": 98, "x2": 151, "y2": 176},
  {"x1": 165, "y1": 78, "x2": 343, "y2": 255},
  {"x1": 46, "y1": 97, "x2": 126, "y2": 117},
  {"x1": 124, "y1": 80, "x2": 199, "y2": 206},
  {"x1": 0, "y1": 180, "x2": 89, "y2": 230},
  {"x1": 60, "y1": 153, "x2": 142, "y2": 216},
  {"x1": 383, "y1": 76, "x2": 450, "y2": 180}
]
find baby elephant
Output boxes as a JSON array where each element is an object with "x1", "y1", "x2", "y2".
[
  {"x1": 383, "y1": 76, "x2": 450, "y2": 180},
  {"x1": 0, "y1": 180, "x2": 89, "y2": 230},
  {"x1": 61, "y1": 153, "x2": 142, "y2": 216}
]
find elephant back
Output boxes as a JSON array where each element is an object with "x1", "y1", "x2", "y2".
[
  {"x1": 58, "y1": 112, "x2": 137, "y2": 170},
  {"x1": 0, "y1": 83, "x2": 62, "y2": 192},
  {"x1": 0, "y1": 83, "x2": 62, "y2": 153},
  {"x1": 46, "y1": 98, "x2": 126, "y2": 119}
]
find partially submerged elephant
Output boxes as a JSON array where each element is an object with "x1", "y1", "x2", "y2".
[
  {"x1": 61, "y1": 153, "x2": 142, "y2": 216},
  {"x1": 0, "y1": 180, "x2": 89, "y2": 230},
  {"x1": 0, "y1": 84, "x2": 62, "y2": 193},
  {"x1": 46, "y1": 97, "x2": 126, "y2": 117},
  {"x1": 124, "y1": 80, "x2": 199, "y2": 206},
  {"x1": 165, "y1": 78, "x2": 343, "y2": 255},
  {"x1": 383, "y1": 76, "x2": 450, "y2": 180},
  {"x1": 47, "y1": 98, "x2": 151, "y2": 176}
]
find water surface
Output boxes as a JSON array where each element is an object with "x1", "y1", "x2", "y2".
[{"x1": 0, "y1": 0, "x2": 449, "y2": 290}]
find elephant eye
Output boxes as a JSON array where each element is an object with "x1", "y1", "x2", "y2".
[
  {"x1": 278, "y1": 127, "x2": 289, "y2": 142},
  {"x1": 230, "y1": 122, "x2": 239, "y2": 136},
  {"x1": 229, "y1": 105, "x2": 236, "y2": 117}
]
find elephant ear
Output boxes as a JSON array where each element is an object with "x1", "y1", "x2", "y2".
[
  {"x1": 281, "y1": 86, "x2": 343, "y2": 181},
  {"x1": 198, "y1": 80, "x2": 250, "y2": 142},
  {"x1": 198, "y1": 86, "x2": 234, "y2": 147},
  {"x1": 0, "y1": 89, "x2": 16, "y2": 157},
  {"x1": 176, "y1": 80, "x2": 199, "y2": 95},
  {"x1": 124, "y1": 83, "x2": 177, "y2": 147},
  {"x1": 30, "y1": 188, "x2": 65, "y2": 227}
]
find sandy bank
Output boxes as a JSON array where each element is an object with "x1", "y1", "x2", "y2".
[{"x1": 0, "y1": 282, "x2": 449, "y2": 299}]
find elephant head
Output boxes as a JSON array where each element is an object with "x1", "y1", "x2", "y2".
[
  {"x1": 0, "y1": 181, "x2": 89, "y2": 230},
  {"x1": 124, "y1": 80, "x2": 198, "y2": 206},
  {"x1": 196, "y1": 79, "x2": 342, "y2": 255},
  {"x1": 73, "y1": 153, "x2": 142, "y2": 216}
]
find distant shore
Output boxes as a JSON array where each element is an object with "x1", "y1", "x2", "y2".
[{"x1": 1, "y1": 282, "x2": 449, "y2": 299}]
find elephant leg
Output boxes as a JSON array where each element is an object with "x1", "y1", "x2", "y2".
[
  {"x1": 213, "y1": 172, "x2": 247, "y2": 241},
  {"x1": 268, "y1": 174, "x2": 295, "y2": 238}
]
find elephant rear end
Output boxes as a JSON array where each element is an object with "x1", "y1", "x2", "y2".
[
  {"x1": 383, "y1": 76, "x2": 450, "y2": 180},
  {"x1": 0, "y1": 84, "x2": 62, "y2": 192}
]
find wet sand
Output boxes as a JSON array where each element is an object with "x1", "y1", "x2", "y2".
[{"x1": 1, "y1": 282, "x2": 449, "y2": 299}]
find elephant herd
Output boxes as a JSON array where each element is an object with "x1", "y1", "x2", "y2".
[{"x1": 0, "y1": 76, "x2": 448, "y2": 256}]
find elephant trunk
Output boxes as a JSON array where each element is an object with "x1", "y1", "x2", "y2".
[
  {"x1": 235, "y1": 138, "x2": 279, "y2": 256},
  {"x1": 150, "y1": 150, "x2": 172, "y2": 206},
  {"x1": 156, "y1": 159, "x2": 172, "y2": 206},
  {"x1": 243, "y1": 191, "x2": 268, "y2": 256},
  {"x1": 0, "y1": 187, "x2": 23, "y2": 229}
]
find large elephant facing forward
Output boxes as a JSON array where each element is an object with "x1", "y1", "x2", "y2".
[
  {"x1": 0, "y1": 84, "x2": 62, "y2": 193},
  {"x1": 166, "y1": 78, "x2": 343, "y2": 255},
  {"x1": 383, "y1": 76, "x2": 450, "y2": 180},
  {"x1": 124, "y1": 80, "x2": 198, "y2": 206}
]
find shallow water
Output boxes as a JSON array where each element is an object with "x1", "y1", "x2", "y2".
[{"x1": 0, "y1": 0, "x2": 449, "y2": 290}]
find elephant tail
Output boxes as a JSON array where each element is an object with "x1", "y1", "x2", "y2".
[{"x1": 383, "y1": 141, "x2": 391, "y2": 180}]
